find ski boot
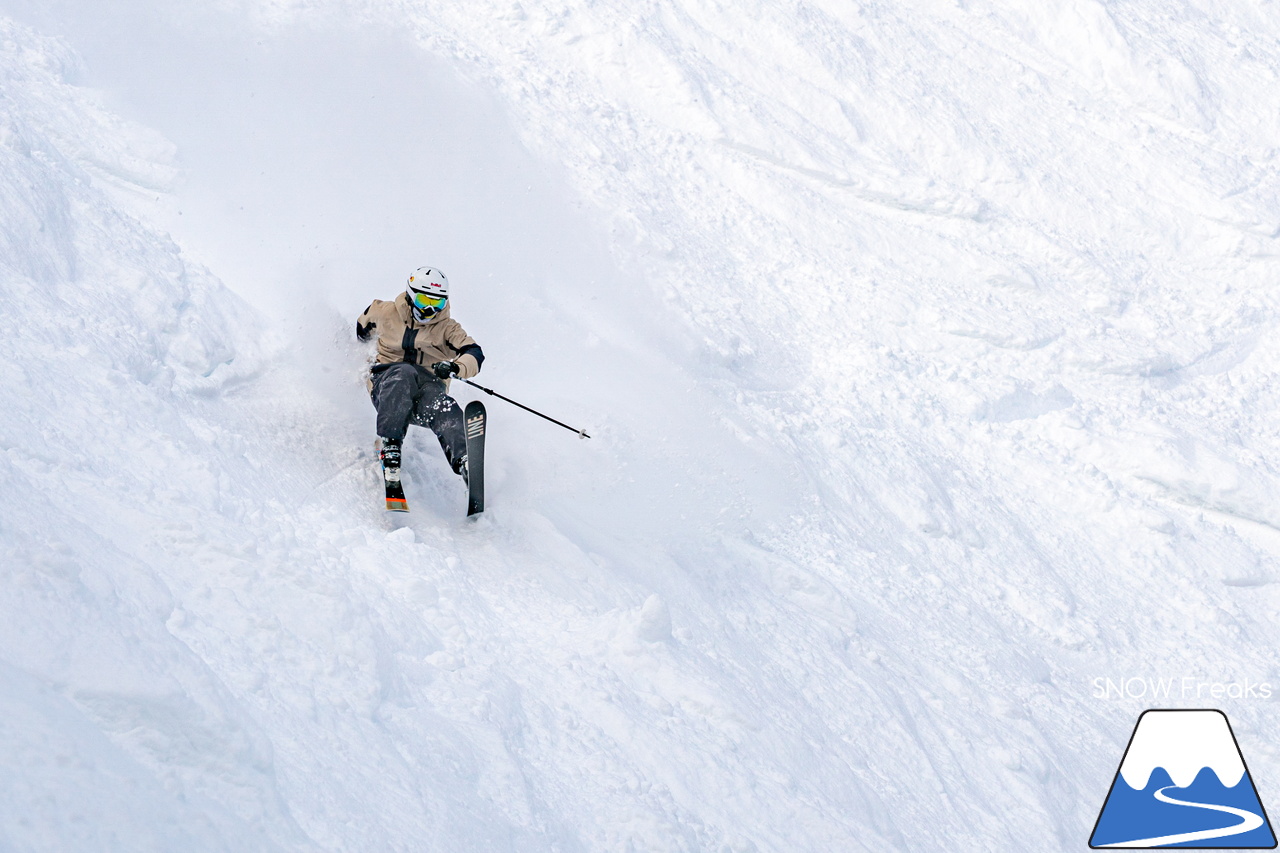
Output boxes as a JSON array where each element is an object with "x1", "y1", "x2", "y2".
[{"x1": 380, "y1": 438, "x2": 408, "y2": 512}]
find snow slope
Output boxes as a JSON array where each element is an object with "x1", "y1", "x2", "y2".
[{"x1": 2, "y1": 1, "x2": 1280, "y2": 851}]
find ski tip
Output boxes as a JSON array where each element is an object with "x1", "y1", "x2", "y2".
[{"x1": 386, "y1": 498, "x2": 410, "y2": 512}]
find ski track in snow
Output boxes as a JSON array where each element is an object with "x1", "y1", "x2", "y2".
[
  {"x1": 1, "y1": 1, "x2": 1280, "y2": 851},
  {"x1": 1108, "y1": 784, "x2": 1264, "y2": 847}
]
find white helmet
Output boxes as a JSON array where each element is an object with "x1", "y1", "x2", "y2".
[{"x1": 407, "y1": 267, "x2": 449, "y2": 322}]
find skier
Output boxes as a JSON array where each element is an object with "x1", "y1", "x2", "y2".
[{"x1": 356, "y1": 267, "x2": 484, "y2": 506}]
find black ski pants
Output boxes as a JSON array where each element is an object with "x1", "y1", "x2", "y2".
[{"x1": 370, "y1": 363, "x2": 467, "y2": 472}]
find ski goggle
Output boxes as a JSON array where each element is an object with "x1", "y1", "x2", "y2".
[{"x1": 411, "y1": 292, "x2": 447, "y2": 312}]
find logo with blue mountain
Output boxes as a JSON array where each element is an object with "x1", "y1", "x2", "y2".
[{"x1": 1091, "y1": 709, "x2": 1276, "y2": 848}]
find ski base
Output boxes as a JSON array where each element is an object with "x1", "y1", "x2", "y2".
[{"x1": 465, "y1": 400, "x2": 486, "y2": 516}]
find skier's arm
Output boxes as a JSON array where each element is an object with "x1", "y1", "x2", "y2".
[
  {"x1": 454, "y1": 344, "x2": 484, "y2": 378},
  {"x1": 444, "y1": 322, "x2": 483, "y2": 378},
  {"x1": 356, "y1": 303, "x2": 376, "y2": 340}
]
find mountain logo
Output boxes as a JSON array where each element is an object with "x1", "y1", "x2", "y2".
[{"x1": 1090, "y1": 709, "x2": 1276, "y2": 848}]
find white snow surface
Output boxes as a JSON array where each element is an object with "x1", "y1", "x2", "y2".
[
  {"x1": 1119, "y1": 710, "x2": 1245, "y2": 790},
  {"x1": 1, "y1": 1, "x2": 1280, "y2": 850}
]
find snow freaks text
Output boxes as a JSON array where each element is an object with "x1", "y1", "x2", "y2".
[{"x1": 1092, "y1": 678, "x2": 1274, "y2": 701}]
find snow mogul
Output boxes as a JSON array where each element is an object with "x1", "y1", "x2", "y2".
[{"x1": 356, "y1": 267, "x2": 484, "y2": 510}]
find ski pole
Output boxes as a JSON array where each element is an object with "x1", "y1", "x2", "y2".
[{"x1": 459, "y1": 378, "x2": 591, "y2": 439}]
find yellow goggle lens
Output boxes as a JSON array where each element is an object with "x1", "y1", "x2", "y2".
[{"x1": 412, "y1": 292, "x2": 447, "y2": 310}]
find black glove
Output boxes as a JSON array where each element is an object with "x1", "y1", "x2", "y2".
[{"x1": 431, "y1": 361, "x2": 460, "y2": 379}]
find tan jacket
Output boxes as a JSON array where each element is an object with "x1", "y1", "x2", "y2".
[{"x1": 357, "y1": 293, "x2": 483, "y2": 389}]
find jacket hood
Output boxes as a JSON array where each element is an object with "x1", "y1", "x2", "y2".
[{"x1": 397, "y1": 290, "x2": 452, "y2": 326}]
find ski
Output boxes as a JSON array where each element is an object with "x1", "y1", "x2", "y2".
[
  {"x1": 385, "y1": 475, "x2": 409, "y2": 512},
  {"x1": 464, "y1": 400, "x2": 486, "y2": 516}
]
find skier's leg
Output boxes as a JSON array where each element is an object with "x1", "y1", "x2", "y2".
[
  {"x1": 371, "y1": 363, "x2": 424, "y2": 442},
  {"x1": 411, "y1": 379, "x2": 468, "y2": 475}
]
